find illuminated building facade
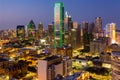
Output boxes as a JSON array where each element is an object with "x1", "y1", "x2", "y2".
[
  {"x1": 38, "y1": 55, "x2": 72, "y2": 80},
  {"x1": 95, "y1": 17, "x2": 103, "y2": 38},
  {"x1": 106, "y1": 23, "x2": 116, "y2": 44},
  {"x1": 116, "y1": 30, "x2": 120, "y2": 44},
  {"x1": 95, "y1": 17, "x2": 102, "y2": 32},
  {"x1": 64, "y1": 11, "x2": 73, "y2": 32},
  {"x1": 111, "y1": 51, "x2": 120, "y2": 80},
  {"x1": 90, "y1": 39, "x2": 107, "y2": 55},
  {"x1": 54, "y1": 2, "x2": 64, "y2": 47},
  {"x1": 27, "y1": 20, "x2": 36, "y2": 39},
  {"x1": 16, "y1": 25, "x2": 25, "y2": 40},
  {"x1": 72, "y1": 22, "x2": 81, "y2": 48},
  {"x1": 38, "y1": 22, "x2": 43, "y2": 39},
  {"x1": 48, "y1": 24, "x2": 54, "y2": 37},
  {"x1": 48, "y1": 24, "x2": 54, "y2": 45},
  {"x1": 64, "y1": 12, "x2": 73, "y2": 45}
]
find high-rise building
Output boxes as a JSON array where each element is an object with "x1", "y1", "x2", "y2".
[
  {"x1": 95, "y1": 17, "x2": 103, "y2": 38},
  {"x1": 27, "y1": 20, "x2": 36, "y2": 39},
  {"x1": 89, "y1": 22, "x2": 95, "y2": 34},
  {"x1": 48, "y1": 24, "x2": 54, "y2": 45},
  {"x1": 106, "y1": 23, "x2": 116, "y2": 44},
  {"x1": 82, "y1": 21, "x2": 89, "y2": 34},
  {"x1": 16, "y1": 25, "x2": 25, "y2": 40},
  {"x1": 64, "y1": 12, "x2": 73, "y2": 45},
  {"x1": 64, "y1": 11, "x2": 73, "y2": 32},
  {"x1": 48, "y1": 24, "x2": 54, "y2": 37},
  {"x1": 116, "y1": 29, "x2": 120, "y2": 44},
  {"x1": 73, "y1": 22, "x2": 81, "y2": 48},
  {"x1": 95, "y1": 17, "x2": 102, "y2": 32},
  {"x1": 38, "y1": 22, "x2": 43, "y2": 39},
  {"x1": 54, "y1": 2, "x2": 64, "y2": 47}
]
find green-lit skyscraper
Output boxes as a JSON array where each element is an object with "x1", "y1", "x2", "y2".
[
  {"x1": 27, "y1": 20, "x2": 36, "y2": 39},
  {"x1": 54, "y1": 2, "x2": 64, "y2": 48}
]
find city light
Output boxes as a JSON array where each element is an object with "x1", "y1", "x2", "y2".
[{"x1": 0, "y1": 1, "x2": 120, "y2": 80}]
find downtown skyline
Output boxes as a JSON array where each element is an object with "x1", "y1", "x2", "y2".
[{"x1": 0, "y1": 0, "x2": 120, "y2": 29}]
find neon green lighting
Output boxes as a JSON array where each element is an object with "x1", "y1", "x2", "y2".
[{"x1": 54, "y1": 2, "x2": 64, "y2": 48}]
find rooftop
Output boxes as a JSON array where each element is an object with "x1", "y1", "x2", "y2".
[{"x1": 44, "y1": 55, "x2": 60, "y2": 61}]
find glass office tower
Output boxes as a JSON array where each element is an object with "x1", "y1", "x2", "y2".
[{"x1": 54, "y1": 2, "x2": 64, "y2": 47}]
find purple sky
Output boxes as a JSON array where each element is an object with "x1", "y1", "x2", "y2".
[{"x1": 0, "y1": 0, "x2": 120, "y2": 30}]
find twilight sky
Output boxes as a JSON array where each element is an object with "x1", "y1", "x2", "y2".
[{"x1": 0, "y1": 0, "x2": 120, "y2": 30}]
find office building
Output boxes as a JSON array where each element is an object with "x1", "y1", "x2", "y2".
[
  {"x1": 64, "y1": 11, "x2": 73, "y2": 32},
  {"x1": 57, "y1": 46, "x2": 72, "y2": 58},
  {"x1": 27, "y1": 20, "x2": 36, "y2": 39},
  {"x1": 70, "y1": 29, "x2": 77, "y2": 49},
  {"x1": 90, "y1": 38, "x2": 107, "y2": 55},
  {"x1": 95, "y1": 17, "x2": 103, "y2": 38},
  {"x1": 111, "y1": 50, "x2": 120, "y2": 80},
  {"x1": 95, "y1": 17, "x2": 102, "y2": 32},
  {"x1": 64, "y1": 12, "x2": 73, "y2": 45},
  {"x1": 38, "y1": 22, "x2": 43, "y2": 39},
  {"x1": 16, "y1": 25, "x2": 25, "y2": 40},
  {"x1": 82, "y1": 21, "x2": 88, "y2": 34},
  {"x1": 106, "y1": 23, "x2": 116, "y2": 44},
  {"x1": 47, "y1": 24, "x2": 54, "y2": 46},
  {"x1": 89, "y1": 22, "x2": 95, "y2": 34},
  {"x1": 54, "y1": 2, "x2": 64, "y2": 47},
  {"x1": 38, "y1": 55, "x2": 72, "y2": 80},
  {"x1": 72, "y1": 22, "x2": 81, "y2": 49},
  {"x1": 116, "y1": 29, "x2": 120, "y2": 44}
]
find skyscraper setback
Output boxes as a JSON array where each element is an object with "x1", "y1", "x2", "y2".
[{"x1": 54, "y1": 2, "x2": 64, "y2": 48}]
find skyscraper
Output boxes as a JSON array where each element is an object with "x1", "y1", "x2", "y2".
[
  {"x1": 106, "y1": 23, "x2": 116, "y2": 44},
  {"x1": 54, "y1": 2, "x2": 64, "y2": 48},
  {"x1": 38, "y1": 22, "x2": 43, "y2": 39},
  {"x1": 64, "y1": 11, "x2": 73, "y2": 32},
  {"x1": 82, "y1": 21, "x2": 89, "y2": 34},
  {"x1": 64, "y1": 12, "x2": 73, "y2": 45},
  {"x1": 16, "y1": 25, "x2": 25, "y2": 40},
  {"x1": 95, "y1": 17, "x2": 102, "y2": 32},
  {"x1": 27, "y1": 20, "x2": 36, "y2": 39},
  {"x1": 95, "y1": 17, "x2": 104, "y2": 38}
]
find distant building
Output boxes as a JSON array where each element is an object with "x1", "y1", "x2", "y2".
[
  {"x1": 64, "y1": 11, "x2": 73, "y2": 32},
  {"x1": 116, "y1": 29, "x2": 120, "y2": 44},
  {"x1": 47, "y1": 24, "x2": 54, "y2": 45},
  {"x1": 70, "y1": 29, "x2": 77, "y2": 49},
  {"x1": 94, "y1": 17, "x2": 103, "y2": 38},
  {"x1": 48, "y1": 24, "x2": 54, "y2": 37},
  {"x1": 89, "y1": 22, "x2": 95, "y2": 34},
  {"x1": 38, "y1": 22, "x2": 43, "y2": 39},
  {"x1": 90, "y1": 38, "x2": 107, "y2": 55},
  {"x1": 71, "y1": 22, "x2": 81, "y2": 49},
  {"x1": 105, "y1": 23, "x2": 116, "y2": 44},
  {"x1": 100, "y1": 52, "x2": 111, "y2": 63},
  {"x1": 56, "y1": 46, "x2": 72, "y2": 58},
  {"x1": 95, "y1": 17, "x2": 102, "y2": 32},
  {"x1": 16, "y1": 25, "x2": 25, "y2": 40},
  {"x1": 64, "y1": 12, "x2": 73, "y2": 45},
  {"x1": 27, "y1": 20, "x2": 36, "y2": 39},
  {"x1": 82, "y1": 21, "x2": 88, "y2": 34}
]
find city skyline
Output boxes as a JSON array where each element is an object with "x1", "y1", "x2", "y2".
[{"x1": 0, "y1": 0, "x2": 120, "y2": 29}]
